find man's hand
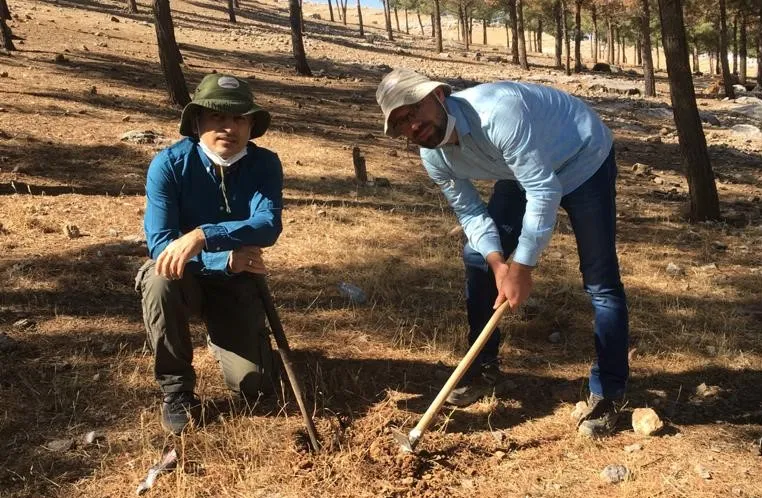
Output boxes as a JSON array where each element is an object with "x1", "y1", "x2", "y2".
[
  {"x1": 228, "y1": 246, "x2": 266, "y2": 274},
  {"x1": 155, "y1": 228, "x2": 206, "y2": 280},
  {"x1": 486, "y1": 252, "x2": 534, "y2": 310}
]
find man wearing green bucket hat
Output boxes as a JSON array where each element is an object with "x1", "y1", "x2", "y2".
[{"x1": 135, "y1": 73, "x2": 282, "y2": 434}]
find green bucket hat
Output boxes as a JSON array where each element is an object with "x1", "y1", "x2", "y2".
[{"x1": 179, "y1": 73, "x2": 271, "y2": 139}]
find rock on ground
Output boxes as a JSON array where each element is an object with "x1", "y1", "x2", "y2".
[
  {"x1": 632, "y1": 407, "x2": 663, "y2": 436},
  {"x1": 600, "y1": 464, "x2": 629, "y2": 483}
]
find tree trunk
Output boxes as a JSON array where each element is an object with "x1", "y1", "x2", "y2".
[
  {"x1": 562, "y1": 0, "x2": 570, "y2": 75},
  {"x1": 417, "y1": 9, "x2": 424, "y2": 36},
  {"x1": 433, "y1": 0, "x2": 442, "y2": 52},
  {"x1": 616, "y1": 27, "x2": 621, "y2": 64},
  {"x1": 234, "y1": 0, "x2": 239, "y2": 8},
  {"x1": 431, "y1": 13, "x2": 435, "y2": 38},
  {"x1": 505, "y1": 19, "x2": 510, "y2": 51},
  {"x1": 529, "y1": 28, "x2": 534, "y2": 52},
  {"x1": 357, "y1": 0, "x2": 364, "y2": 36},
  {"x1": 394, "y1": 6, "x2": 400, "y2": 32},
  {"x1": 328, "y1": 0, "x2": 334, "y2": 22},
  {"x1": 732, "y1": 13, "x2": 737, "y2": 75},
  {"x1": 153, "y1": 0, "x2": 189, "y2": 107},
  {"x1": 405, "y1": 8, "x2": 409, "y2": 34},
  {"x1": 0, "y1": 16, "x2": 15, "y2": 51},
  {"x1": 537, "y1": 18, "x2": 542, "y2": 53},
  {"x1": 692, "y1": 44, "x2": 699, "y2": 73},
  {"x1": 458, "y1": 5, "x2": 464, "y2": 44},
  {"x1": 739, "y1": 11, "x2": 747, "y2": 84},
  {"x1": 289, "y1": 0, "x2": 311, "y2": 75},
  {"x1": 228, "y1": 0, "x2": 236, "y2": 23},
  {"x1": 607, "y1": 17, "x2": 614, "y2": 64},
  {"x1": 757, "y1": 5, "x2": 762, "y2": 86},
  {"x1": 640, "y1": 0, "x2": 655, "y2": 96},
  {"x1": 591, "y1": 4, "x2": 598, "y2": 63},
  {"x1": 483, "y1": 18, "x2": 488, "y2": 45},
  {"x1": 554, "y1": 0, "x2": 563, "y2": 68},
  {"x1": 341, "y1": 0, "x2": 347, "y2": 25},
  {"x1": 574, "y1": 0, "x2": 582, "y2": 72},
  {"x1": 509, "y1": 0, "x2": 519, "y2": 63},
  {"x1": 0, "y1": 0, "x2": 11, "y2": 20},
  {"x1": 299, "y1": 0, "x2": 305, "y2": 34},
  {"x1": 657, "y1": 0, "x2": 720, "y2": 221},
  {"x1": 466, "y1": 12, "x2": 474, "y2": 45},
  {"x1": 655, "y1": 37, "x2": 660, "y2": 69},
  {"x1": 127, "y1": 0, "x2": 138, "y2": 14},
  {"x1": 382, "y1": 0, "x2": 393, "y2": 40},
  {"x1": 719, "y1": 0, "x2": 735, "y2": 98},
  {"x1": 517, "y1": 0, "x2": 528, "y2": 68}
]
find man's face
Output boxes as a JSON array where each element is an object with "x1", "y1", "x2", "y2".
[
  {"x1": 197, "y1": 110, "x2": 254, "y2": 158},
  {"x1": 387, "y1": 90, "x2": 448, "y2": 149}
]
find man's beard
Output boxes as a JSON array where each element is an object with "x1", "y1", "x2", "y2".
[
  {"x1": 414, "y1": 122, "x2": 447, "y2": 149},
  {"x1": 413, "y1": 100, "x2": 450, "y2": 149}
]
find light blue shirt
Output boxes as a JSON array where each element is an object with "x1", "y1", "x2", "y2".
[{"x1": 420, "y1": 82, "x2": 613, "y2": 266}]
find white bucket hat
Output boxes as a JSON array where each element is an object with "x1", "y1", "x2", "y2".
[{"x1": 376, "y1": 68, "x2": 451, "y2": 137}]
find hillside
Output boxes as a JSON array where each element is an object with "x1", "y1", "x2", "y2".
[{"x1": 1, "y1": 0, "x2": 761, "y2": 496}]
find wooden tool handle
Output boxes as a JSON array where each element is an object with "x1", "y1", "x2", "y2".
[
  {"x1": 411, "y1": 301, "x2": 511, "y2": 440},
  {"x1": 254, "y1": 274, "x2": 321, "y2": 452}
]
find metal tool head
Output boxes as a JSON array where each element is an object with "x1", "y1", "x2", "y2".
[{"x1": 392, "y1": 428, "x2": 420, "y2": 453}]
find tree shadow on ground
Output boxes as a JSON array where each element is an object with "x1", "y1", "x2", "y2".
[{"x1": 1, "y1": 224, "x2": 761, "y2": 493}]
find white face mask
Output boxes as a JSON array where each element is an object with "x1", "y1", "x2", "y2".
[
  {"x1": 198, "y1": 140, "x2": 248, "y2": 168},
  {"x1": 434, "y1": 99, "x2": 456, "y2": 148}
]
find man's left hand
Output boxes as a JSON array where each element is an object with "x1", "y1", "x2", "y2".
[
  {"x1": 155, "y1": 228, "x2": 206, "y2": 280},
  {"x1": 492, "y1": 260, "x2": 534, "y2": 310}
]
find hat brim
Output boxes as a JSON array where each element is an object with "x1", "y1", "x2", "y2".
[
  {"x1": 179, "y1": 100, "x2": 271, "y2": 139},
  {"x1": 383, "y1": 82, "x2": 451, "y2": 138}
]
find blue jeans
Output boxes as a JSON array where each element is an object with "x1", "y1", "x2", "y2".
[{"x1": 462, "y1": 147, "x2": 629, "y2": 399}]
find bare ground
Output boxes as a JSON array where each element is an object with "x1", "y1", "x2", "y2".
[{"x1": 1, "y1": 0, "x2": 761, "y2": 497}]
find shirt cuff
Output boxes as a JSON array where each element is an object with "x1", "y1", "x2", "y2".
[
  {"x1": 200, "y1": 224, "x2": 229, "y2": 252},
  {"x1": 512, "y1": 243, "x2": 539, "y2": 267},
  {"x1": 475, "y1": 235, "x2": 504, "y2": 261},
  {"x1": 201, "y1": 250, "x2": 231, "y2": 274}
]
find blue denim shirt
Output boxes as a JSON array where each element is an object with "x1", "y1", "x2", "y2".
[
  {"x1": 144, "y1": 137, "x2": 283, "y2": 275},
  {"x1": 420, "y1": 82, "x2": 613, "y2": 266}
]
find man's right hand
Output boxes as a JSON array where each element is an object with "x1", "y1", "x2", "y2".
[{"x1": 228, "y1": 246, "x2": 266, "y2": 274}]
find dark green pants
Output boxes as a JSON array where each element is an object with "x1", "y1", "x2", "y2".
[{"x1": 135, "y1": 260, "x2": 277, "y2": 397}]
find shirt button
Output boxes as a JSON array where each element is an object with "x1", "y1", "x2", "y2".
[
  {"x1": 216, "y1": 247, "x2": 221, "y2": 251},
  {"x1": 219, "y1": 206, "x2": 224, "y2": 211}
]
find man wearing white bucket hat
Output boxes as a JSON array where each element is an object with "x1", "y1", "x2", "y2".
[{"x1": 376, "y1": 68, "x2": 628, "y2": 437}]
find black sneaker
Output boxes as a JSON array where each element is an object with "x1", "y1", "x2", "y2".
[
  {"x1": 577, "y1": 394, "x2": 619, "y2": 438},
  {"x1": 161, "y1": 391, "x2": 201, "y2": 435},
  {"x1": 480, "y1": 362, "x2": 502, "y2": 386}
]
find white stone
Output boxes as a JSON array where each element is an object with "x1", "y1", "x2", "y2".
[
  {"x1": 600, "y1": 464, "x2": 629, "y2": 483},
  {"x1": 632, "y1": 408, "x2": 663, "y2": 436},
  {"x1": 666, "y1": 262, "x2": 684, "y2": 276},
  {"x1": 570, "y1": 401, "x2": 587, "y2": 421}
]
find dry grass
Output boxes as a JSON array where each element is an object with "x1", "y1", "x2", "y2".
[{"x1": 1, "y1": 0, "x2": 762, "y2": 496}]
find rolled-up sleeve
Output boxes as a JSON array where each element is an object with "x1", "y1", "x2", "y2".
[
  {"x1": 489, "y1": 96, "x2": 562, "y2": 267},
  {"x1": 199, "y1": 154, "x2": 283, "y2": 252}
]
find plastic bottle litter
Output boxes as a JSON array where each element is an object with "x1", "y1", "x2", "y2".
[{"x1": 337, "y1": 282, "x2": 367, "y2": 304}]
